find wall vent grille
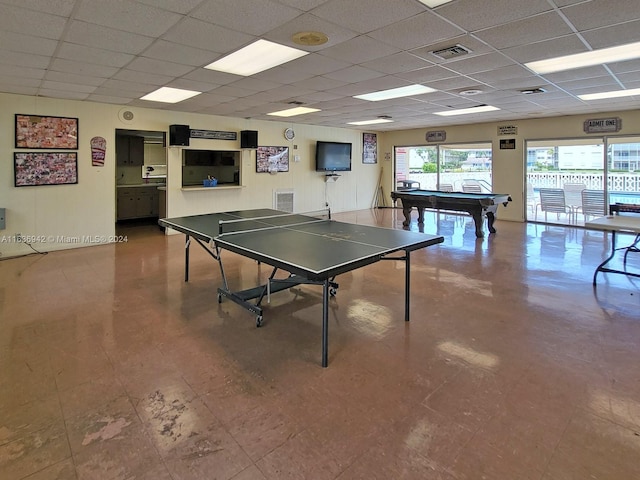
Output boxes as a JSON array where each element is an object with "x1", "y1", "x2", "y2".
[{"x1": 274, "y1": 189, "x2": 294, "y2": 213}]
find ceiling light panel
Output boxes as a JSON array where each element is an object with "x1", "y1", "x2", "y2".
[
  {"x1": 354, "y1": 84, "x2": 436, "y2": 101},
  {"x1": 578, "y1": 87, "x2": 640, "y2": 100},
  {"x1": 434, "y1": 105, "x2": 500, "y2": 116},
  {"x1": 140, "y1": 86, "x2": 201, "y2": 103},
  {"x1": 267, "y1": 106, "x2": 321, "y2": 117},
  {"x1": 525, "y1": 41, "x2": 640, "y2": 74},
  {"x1": 418, "y1": 0, "x2": 454, "y2": 7},
  {"x1": 347, "y1": 119, "x2": 394, "y2": 125},
  {"x1": 205, "y1": 39, "x2": 309, "y2": 76}
]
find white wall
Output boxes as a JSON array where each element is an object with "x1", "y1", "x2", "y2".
[
  {"x1": 0, "y1": 93, "x2": 380, "y2": 257},
  {"x1": 380, "y1": 109, "x2": 640, "y2": 222}
]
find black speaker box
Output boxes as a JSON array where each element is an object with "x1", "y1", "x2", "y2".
[
  {"x1": 169, "y1": 124, "x2": 190, "y2": 146},
  {"x1": 240, "y1": 130, "x2": 258, "y2": 149}
]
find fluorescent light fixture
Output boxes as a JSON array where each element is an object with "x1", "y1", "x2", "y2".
[
  {"x1": 140, "y1": 87, "x2": 201, "y2": 103},
  {"x1": 434, "y1": 105, "x2": 500, "y2": 116},
  {"x1": 205, "y1": 39, "x2": 309, "y2": 76},
  {"x1": 267, "y1": 106, "x2": 320, "y2": 117},
  {"x1": 579, "y1": 87, "x2": 640, "y2": 101},
  {"x1": 418, "y1": 0, "x2": 454, "y2": 7},
  {"x1": 354, "y1": 84, "x2": 436, "y2": 101},
  {"x1": 525, "y1": 41, "x2": 640, "y2": 74},
  {"x1": 347, "y1": 119, "x2": 394, "y2": 125}
]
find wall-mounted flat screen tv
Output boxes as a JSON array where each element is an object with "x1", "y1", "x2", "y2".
[{"x1": 315, "y1": 141, "x2": 352, "y2": 172}]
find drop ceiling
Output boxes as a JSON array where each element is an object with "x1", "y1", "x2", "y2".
[{"x1": 1, "y1": 0, "x2": 640, "y2": 131}]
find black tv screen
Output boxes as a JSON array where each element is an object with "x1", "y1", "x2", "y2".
[{"x1": 315, "y1": 141, "x2": 352, "y2": 172}]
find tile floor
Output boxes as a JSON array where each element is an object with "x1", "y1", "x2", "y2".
[{"x1": 1, "y1": 208, "x2": 639, "y2": 480}]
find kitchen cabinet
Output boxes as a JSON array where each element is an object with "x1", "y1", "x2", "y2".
[
  {"x1": 116, "y1": 135, "x2": 144, "y2": 166},
  {"x1": 117, "y1": 186, "x2": 159, "y2": 220}
]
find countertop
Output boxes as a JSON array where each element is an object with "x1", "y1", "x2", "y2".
[{"x1": 117, "y1": 183, "x2": 166, "y2": 188}]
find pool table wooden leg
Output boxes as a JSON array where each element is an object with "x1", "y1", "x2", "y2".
[
  {"x1": 471, "y1": 211, "x2": 485, "y2": 238},
  {"x1": 487, "y1": 211, "x2": 497, "y2": 234},
  {"x1": 401, "y1": 206, "x2": 412, "y2": 226}
]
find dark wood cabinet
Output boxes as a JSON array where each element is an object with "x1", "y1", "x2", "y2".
[
  {"x1": 117, "y1": 186, "x2": 159, "y2": 220},
  {"x1": 116, "y1": 135, "x2": 144, "y2": 166}
]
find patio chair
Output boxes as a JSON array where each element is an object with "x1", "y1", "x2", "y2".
[
  {"x1": 581, "y1": 189, "x2": 605, "y2": 220},
  {"x1": 526, "y1": 182, "x2": 539, "y2": 216},
  {"x1": 462, "y1": 182, "x2": 482, "y2": 193},
  {"x1": 437, "y1": 183, "x2": 453, "y2": 192},
  {"x1": 563, "y1": 183, "x2": 586, "y2": 221},
  {"x1": 538, "y1": 188, "x2": 569, "y2": 222}
]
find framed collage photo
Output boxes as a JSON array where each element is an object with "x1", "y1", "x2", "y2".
[
  {"x1": 15, "y1": 114, "x2": 79, "y2": 149},
  {"x1": 14, "y1": 152, "x2": 78, "y2": 187},
  {"x1": 256, "y1": 146, "x2": 289, "y2": 173},
  {"x1": 363, "y1": 132, "x2": 377, "y2": 164}
]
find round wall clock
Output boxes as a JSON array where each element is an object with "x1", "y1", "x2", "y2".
[{"x1": 284, "y1": 128, "x2": 295, "y2": 140}]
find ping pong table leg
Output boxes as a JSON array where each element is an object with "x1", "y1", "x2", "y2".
[
  {"x1": 322, "y1": 279, "x2": 329, "y2": 368},
  {"x1": 184, "y1": 235, "x2": 190, "y2": 282},
  {"x1": 405, "y1": 250, "x2": 410, "y2": 322}
]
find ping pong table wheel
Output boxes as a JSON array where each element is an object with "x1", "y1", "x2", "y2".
[
  {"x1": 217, "y1": 293, "x2": 222, "y2": 303},
  {"x1": 256, "y1": 315, "x2": 263, "y2": 327},
  {"x1": 329, "y1": 287, "x2": 337, "y2": 296}
]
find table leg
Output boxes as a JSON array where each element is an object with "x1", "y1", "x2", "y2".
[
  {"x1": 401, "y1": 206, "x2": 412, "y2": 226},
  {"x1": 417, "y1": 207, "x2": 425, "y2": 224},
  {"x1": 593, "y1": 231, "x2": 616, "y2": 286},
  {"x1": 405, "y1": 250, "x2": 410, "y2": 322},
  {"x1": 184, "y1": 234, "x2": 190, "y2": 282},
  {"x1": 471, "y1": 211, "x2": 485, "y2": 238},
  {"x1": 487, "y1": 212, "x2": 496, "y2": 234},
  {"x1": 322, "y1": 279, "x2": 329, "y2": 368}
]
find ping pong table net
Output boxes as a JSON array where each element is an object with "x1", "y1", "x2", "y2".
[{"x1": 217, "y1": 209, "x2": 332, "y2": 236}]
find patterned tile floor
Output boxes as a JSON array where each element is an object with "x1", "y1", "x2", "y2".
[{"x1": 1, "y1": 208, "x2": 639, "y2": 480}]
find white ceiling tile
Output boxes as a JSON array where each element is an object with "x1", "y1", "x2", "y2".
[
  {"x1": 162, "y1": 18, "x2": 254, "y2": 53},
  {"x1": 0, "y1": 30, "x2": 58, "y2": 57},
  {"x1": 135, "y1": 0, "x2": 203, "y2": 14},
  {"x1": 581, "y1": 20, "x2": 640, "y2": 49},
  {"x1": 289, "y1": 76, "x2": 347, "y2": 91},
  {"x1": 65, "y1": 21, "x2": 154, "y2": 55},
  {"x1": 500, "y1": 35, "x2": 587, "y2": 63},
  {"x1": 323, "y1": 66, "x2": 385, "y2": 83},
  {"x1": 126, "y1": 57, "x2": 195, "y2": 77},
  {"x1": 562, "y1": 0, "x2": 640, "y2": 31},
  {"x1": 0, "y1": 4, "x2": 67, "y2": 39},
  {"x1": 0, "y1": 50, "x2": 50, "y2": 69},
  {"x1": 74, "y1": 0, "x2": 182, "y2": 37},
  {"x1": 44, "y1": 71, "x2": 106, "y2": 87},
  {"x1": 475, "y1": 12, "x2": 574, "y2": 49},
  {"x1": 112, "y1": 69, "x2": 175, "y2": 86},
  {"x1": 38, "y1": 88, "x2": 90, "y2": 100},
  {"x1": 445, "y1": 53, "x2": 516, "y2": 75},
  {"x1": 320, "y1": 36, "x2": 400, "y2": 64},
  {"x1": 141, "y1": 40, "x2": 221, "y2": 67},
  {"x1": 41, "y1": 80, "x2": 97, "y2": 94},
  {"x1": 50, "y1": 59, "x2": 120, "y2": 78},
  {"x1": 435, "y1": 0, "x2": 553, "y2": 32},
  {"x1": 311, "y1": 0, "x2": 424, "y2": 34},
  {"x1": 360, "y1": 52, "x2": 432, "y2": 75},
  {"x1": 56, "y1": 43, "x2": 134, "y2": 68},
  {"x1": 192, "y1": 0, "x2": 302, "y2": 36},
  {"x1": 368, "y1": 12, "x2": 464, "y2": 50},
  {"x1": 286, "y1": 53, "x2": 351, "y2": 75}
]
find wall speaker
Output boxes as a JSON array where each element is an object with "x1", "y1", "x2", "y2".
[
  {"x1": 240, "y1": 130, "x2": 258, "y2": 149},
  {"x1": 169, "y1": 124, "x2": 190, "y2": 146}
]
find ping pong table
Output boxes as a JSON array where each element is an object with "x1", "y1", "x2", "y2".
[{"x1": 159, "y1": 208, "x2": 444, "y2": 367}]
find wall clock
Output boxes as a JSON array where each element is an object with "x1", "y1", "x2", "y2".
[{"x1": 284, "y1": 128, "x2": 295, "y2": 140}]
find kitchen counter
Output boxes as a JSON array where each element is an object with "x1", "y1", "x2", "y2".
[{"x1": 117, "y1": 183, "x2": 166, "y2": 188}]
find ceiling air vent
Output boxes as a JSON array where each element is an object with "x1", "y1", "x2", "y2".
[
  {"x1": 520, "y1": 87, "x2": 547, "y2": 95},
  {"x1": 431, "y1": 44, "x2": 472, "y2": 60}
]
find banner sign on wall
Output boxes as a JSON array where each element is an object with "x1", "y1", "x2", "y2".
[
  {"x1": 190, "y1": 129, "x2": 237, "y2": 140},
  {"x1": 497, "y1": 125, "x2": 518, "y2": 136},
  {"x1": 583, "y1": 117, "x2": 622, "y2": 134},
  {"x1": 425, "y1": 130, "x2": 446, "y2": 142}
]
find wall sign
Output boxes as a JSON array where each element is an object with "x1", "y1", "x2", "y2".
[
  {"x1": 498, "y1": 125, "x2": 518, "y2": 136},
  {"x1": 583, "y1": 117, "x2": 622, "y2": 134},
  {"x1": 499, "y1": 139, "x2": 516, "y2": 150},
  {"x1": 426, "y1": 130, "x2": 446, "y2": 142},
  {"x1": 190, "y1": 129, "x2": 237, "y2": 140}
]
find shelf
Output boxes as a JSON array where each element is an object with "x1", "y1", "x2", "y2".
[{"x1": 180, "y1": 185, "x2": 244, "y2": 191}]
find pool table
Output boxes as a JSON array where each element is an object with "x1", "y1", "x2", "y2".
[{"x1": 391, "y1": 189, "x2": 512, "y2": 238}]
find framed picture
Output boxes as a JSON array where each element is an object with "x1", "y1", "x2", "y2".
[
  {"x1": 15, "y1": 114, "x2": 79, "y2": 149},
  {"x1": 363, "y1": 132, "x2": 377, "y2": 164},
  {"x1": 14, "y1": 152, "x2": 78, "y2": 187},
  {"x1": 256, "y1": 146, "x2": 289, "y2": 173}
]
